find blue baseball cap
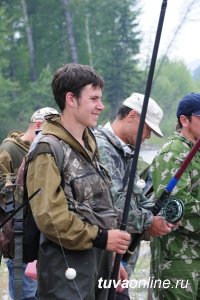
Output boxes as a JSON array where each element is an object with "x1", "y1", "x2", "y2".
[{"x1": 176, "y1": 93, "x2": 200, "y2": 117}]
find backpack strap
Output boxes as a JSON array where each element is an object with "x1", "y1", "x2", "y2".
[
  {"x1": 27, "y1": 135, "x2": 65, "y2": 190},
  {"x1": 38, "y1": 135, "x2": 64, "y2": 173}
]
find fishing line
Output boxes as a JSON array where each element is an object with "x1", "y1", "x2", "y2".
[{"x1": 43, "y1": 190, "x2": 83, "y2": 300}]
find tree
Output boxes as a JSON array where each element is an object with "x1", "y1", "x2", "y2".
[
  {"x1": 0, "y1": 5, "x2": 20, "y2": 139},
  {"x1": 85, "y1": 0, "x2": 142, "y2": 118},
  {"x1": 21, "y1": 0, "x2": 37, "y2": 81},
  {"x1": 193, "y1": 65, "x2": 200, "y2": 80},
  {"x1": 0, "y1": 0, "x2": 142, "y2": 138},
  {"x1": 154, "y1": 0, "x2": 199, "y2": 84},
  {"x1": 61, "y1": 0, "x2": 78, "y2": 62},
  {"x1": 151, "y1": 57, "x2": 200, "y2": 137}
]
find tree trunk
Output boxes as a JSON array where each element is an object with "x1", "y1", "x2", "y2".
[
  {"x1": 61, "y1": 0, "x2": 78, "y2": 63},
  {"x1": 21, "y1": 0, "x2": 37, "y2": 81},
  {"x1": 85, "y1": 10, "x2": 93, "y2": 66},
  {"x1": 154, "y1": 0, "x2": 198, "y2": 84}
]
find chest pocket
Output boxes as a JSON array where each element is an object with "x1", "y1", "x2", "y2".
[
  {"x1": 70, "y1": 173, "x2": 104, "y2": 205},
  {"x1": 68, "y1": 172, "x2": 117, "y2": 229}
]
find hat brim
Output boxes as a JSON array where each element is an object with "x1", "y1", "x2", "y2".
[
  {"x1": 192, "y1": 112, "x2": 200, "y2": 116},
  {"x1": 145, "y1": 120, "x2": 163, "y2": 138}
]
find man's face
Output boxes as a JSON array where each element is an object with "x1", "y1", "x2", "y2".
[
  {"x1": 186, "y1": 115, "x2": 200, "y2": 142},
  {"x1": 73, "y1": 84, "x2": 104, "y2": 128},
  {"x1": 126, "y1": 113, "x2": 151, "y2": 146}
]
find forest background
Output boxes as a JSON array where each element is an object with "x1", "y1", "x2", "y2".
[{"x1": 1, "y1": 0, "x2": 200, "y2": 145}]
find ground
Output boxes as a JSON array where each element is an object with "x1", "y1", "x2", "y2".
[
  {"x1": 129, "y1": 241, "x2": 151, "y2": 300},
  {"x1": 0, "y1": 259, "x2": 10, "y2": 299}
]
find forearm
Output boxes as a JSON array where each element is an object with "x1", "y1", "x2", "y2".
[
  {"x1": 152, "y1": 154, "x2": 200, "y2": 232},
  {"x1": 112, "y1": 186, "x2": 153, "y2": 233}
]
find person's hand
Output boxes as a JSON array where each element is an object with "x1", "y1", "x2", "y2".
[
  {"x1": 116, "y1": 263, "x2": 128, "y2": 293},
  {"x1": 146, "y1": 216, "x2": 175, "y2": 237},
  {"x1": 106, "y1": 229, "x2": 130, "y2": 254}
]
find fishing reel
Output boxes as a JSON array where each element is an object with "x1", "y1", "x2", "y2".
[{"x1": 160, "y1": 195, "x2": 184, "y2": 224}]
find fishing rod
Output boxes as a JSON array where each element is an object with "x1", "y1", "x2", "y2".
[
  {"x1": 108, "y1": 1, "x2": 168, "y2": 299},
  {"x1": 123, "y1": 136, "x2": 200, "y2": 262}
]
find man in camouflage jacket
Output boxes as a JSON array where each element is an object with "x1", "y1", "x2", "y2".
[
  {"x1": 94, "y1": 93, "x2": 173, "y2": 299},
  {"x1": 0, "y1": 107, "x2": 58, "y2": 300},
  {"x1": 151, "y1": 93, "x2": 200, "y2": 299},
  {"x1": 25, "y1": 63, "x2": 131, "y2": 300}
]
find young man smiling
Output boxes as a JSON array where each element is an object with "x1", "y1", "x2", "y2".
[{"x1": 25, "y1": 63, "x2": 130, "y2": 300}]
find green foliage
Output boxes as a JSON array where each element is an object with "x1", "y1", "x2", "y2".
[
  {"x1": 193, "y1": 65, "x2": 200, "y2": 81},
  {"x1": 11, "y1": 65, "x2": 57, "y2": 132},
  {"x1": 0, "y1": 5, "x2": 21, "y2": 138},
  {"x1": 86, "y1": 0, "x2": 142, "y2": 118},
  {"x1": 23, "y1": 65, "x2": 55, "y2": 110},
  {"x1": 0, "y1": 1, "x2": 200, "y2": 145},
  {"x1": 151, "y1": 57, "x2": 200, "y2": 137},
  {"x1": 0, "y1": 0, "x2": 142, "y2": 141},
  {"x1": 27, "y1": 0, "x2": 70, "y2": 74}
]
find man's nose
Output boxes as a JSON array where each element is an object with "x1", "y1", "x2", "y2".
[{"x1": 97, "y1": 99, "x2": 105, "y2": 111}]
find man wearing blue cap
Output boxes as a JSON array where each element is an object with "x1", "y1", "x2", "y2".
[{"x1": 151, "y1": 93, "x2": 200, "y2": 299}]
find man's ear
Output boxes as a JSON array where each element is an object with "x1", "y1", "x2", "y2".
[
  {"x1": 180, "y1": 115, "x2": 189, "y2": 128},
  {"x1": 127, "y1": 110, "x2": 138, "y2": 123},
  {"x1": 65, "y1": 92, "x2": 76, "y2": 107}
]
